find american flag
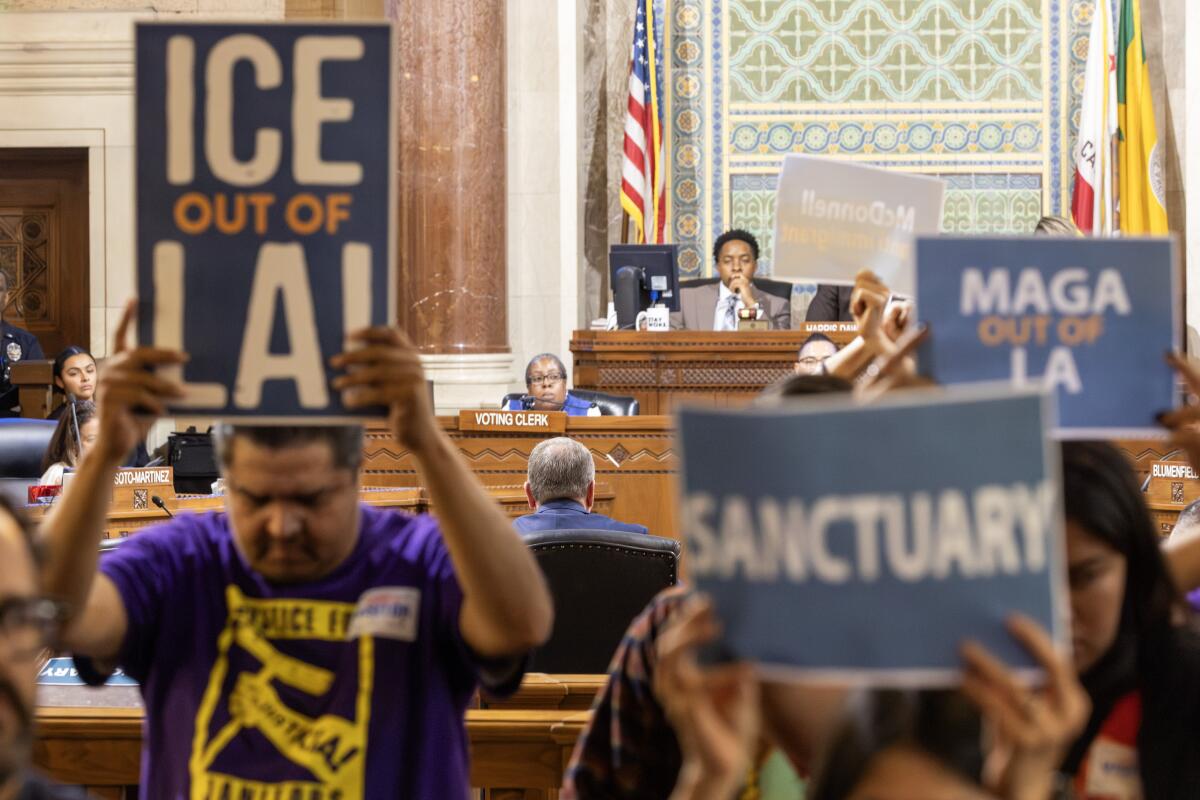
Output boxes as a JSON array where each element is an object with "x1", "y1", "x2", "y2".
[{"x1": 620, "y1": 0, "x2": 666, "y2": 244}]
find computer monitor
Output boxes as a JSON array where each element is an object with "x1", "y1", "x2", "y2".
[{"x1": 608, "y1": 244, "x2": 680, "y2": 329}]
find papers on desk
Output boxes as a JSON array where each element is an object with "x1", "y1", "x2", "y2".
[{"x1": 677, "y1": 386, "x2": 1065, "y2": 685}]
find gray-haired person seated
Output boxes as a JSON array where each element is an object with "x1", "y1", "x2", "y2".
[{"x1": 513, "y1": 437, "x2": 648, "y2": 535}]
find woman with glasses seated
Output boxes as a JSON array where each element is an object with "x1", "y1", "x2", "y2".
[{"x1": 510, "y1": 354, "x2": 600, "y2": 416}]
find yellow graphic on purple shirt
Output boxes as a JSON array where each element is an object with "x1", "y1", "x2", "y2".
[{"x1": 188, "y1": 586, "x2": 372, "y2": 800}]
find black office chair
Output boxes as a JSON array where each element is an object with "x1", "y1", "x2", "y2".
[
  {"x1": 0, "y1": 418, "x2": 57, "y2": 505},
  {"x1": 499, "y1": 391, "x2": 639, "y2": 416},
  {"x1": 521, "y1": 529, "x2": 680, "y2": 673},
  {"x1": 679, "y1": 276, "x2": 794, "y2": 303}
]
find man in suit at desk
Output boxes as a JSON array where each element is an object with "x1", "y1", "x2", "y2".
[
  {"x1": 671, "y1": 230, "x2": 790, "y2": 331},
  {"x1": 514, "y1": 437, "x2": 648, "y2": 535},
  {"x1": 805, "y1": 284, "x2": 853, "y2": 321}
]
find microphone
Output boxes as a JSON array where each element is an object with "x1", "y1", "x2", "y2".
[
  {"x1": 151, "y1": 495, "x2": 174, "y2": 518},
  {"x1": 69, "y1": 398, "x2": 82, "y2": 457},
  {"x1": 519, "y1": 394, "x2": 565, "y2": 410}
]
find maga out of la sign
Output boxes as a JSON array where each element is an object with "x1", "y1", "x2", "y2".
[
  {"x1": 916, "y1": 237, "x2": 1178, "y2": 438},
  {"x1": 135, "y1": 23, "x2": 395, "y2": 420},
  {"x1": 678, "y1": 387, "x2": 1066, "y2": 684}
]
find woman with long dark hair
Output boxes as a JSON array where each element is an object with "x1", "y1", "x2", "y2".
[
  {"x1": 47, "y1": 346, "x2": 96, "y2": 421},
  {"x1": 38, "y1": 400, "x2": 98, "y2": 486},
  {"x1": 1059, "y1": 441, "x2": 1200, "y2": 798}
]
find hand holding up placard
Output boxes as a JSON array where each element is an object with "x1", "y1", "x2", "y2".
[
  {"x1": 960, "y1": 615, "x2": 1090, "y2": 799},
  {"x1": 657, "y1": 602, "x2": 1087, "y2": 800},
  {"x1": 332, "y1": 327, "x2": 438, "y2": 451},
  {"x1": 93, "y1": 300, "x2": 186, "y2": 465},
  {"x1": 1157, "y1": 352, "x2": 1200, "y2": 465},
  {"x1": 818, "y1": 269, "x2": 925, "y2": 394},
  {"x1": 654, "y1": 596, "x2": 760, "y2": 800}
]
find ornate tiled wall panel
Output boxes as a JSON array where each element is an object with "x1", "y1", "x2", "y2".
[{"x1": 667, "y1": 0, "x2": 1100, "y2": 278}]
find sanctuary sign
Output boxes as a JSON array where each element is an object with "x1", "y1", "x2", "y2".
[
  {"x1": 678, "y1": 387, "x2": 1065, "y2": 684},
  {"x1": 135, "y1": 22, "x2": 396, "y2": 420}
]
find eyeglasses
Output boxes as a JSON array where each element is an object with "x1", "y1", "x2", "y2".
[
  {"x1": 797, "y1": 357, "x2": 824, "y2": 366},
  {"x1": 0, "y1": 597, "x2": 66, "y2": 660},
  {"x1": 528, "y1": 373, "x2": 565, "y2": 387}
]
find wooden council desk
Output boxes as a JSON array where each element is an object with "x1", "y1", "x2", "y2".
[
  {"x1": 570, "y1": 324, "x2": 858, "y2": 414},
  {"x1": 34, "y1": 678, "x2": 596, "y2": 799},
  {"x1": 24, "y1": 483, "x2": 618, "y2": 541},
  {"x1": 10, "y1": 360, "x2": 55, "y2": 419}
]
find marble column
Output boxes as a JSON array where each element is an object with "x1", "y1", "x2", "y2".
[{"x1": 389, "y1": 0, "x2": 513, "y2": 410}]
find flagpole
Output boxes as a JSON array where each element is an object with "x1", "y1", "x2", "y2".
[{"x1": 1110, "y1": 133, "x2": 1120, "y2": 233}]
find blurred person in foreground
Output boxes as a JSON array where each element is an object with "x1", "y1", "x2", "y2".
[
  {"x1": 0, "y1": 495, "x2": 83, "y2": 797},
  {"x1": 561, "y1": 269, "x2": 931, "y2": 800},
  {"x1": 37, "y1": 302, "x2": 554, "y2": 797}
]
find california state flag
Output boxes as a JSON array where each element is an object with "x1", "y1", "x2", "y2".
[{"x1": 1071, "y1": 0, "x2": 1117, "y2": 235}]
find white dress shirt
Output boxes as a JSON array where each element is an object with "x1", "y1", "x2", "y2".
[{"x1": 713, "y1": 282, "x2": 763, "y2": 331}]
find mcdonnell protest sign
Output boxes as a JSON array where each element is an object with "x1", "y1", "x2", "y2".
[
  {"x1": 771, "y1": 155, "x2": 945, "y2": 293},
  {"x1": 678, "y1": 387, "x2": 1065, "y2": 684},
  {"x1": 135, "y1": 22, "x2": 395, "y2": 420},
  {"x1": 916, "y1": 237, "x2": 1178, "y2": 438}
]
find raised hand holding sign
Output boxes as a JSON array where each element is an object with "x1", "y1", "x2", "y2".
[{"x1": 93, "y1": 300, "x2": 186, "y2": 464}]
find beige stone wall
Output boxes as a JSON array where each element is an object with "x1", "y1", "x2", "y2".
[
  {"x1": 284, "y1": 0, "x2": 382, "y2": 19},
  {"x1": 3, "y1": 1, "x2": 283, "y2": 11},
  {"x1": 578, "y1": 0, "x2": 632, "y2": 323},
  {"x1": 0, "y1": 0, "x2": 581, "y2": 413},
  {"x1": 0, "y1": 3, "x2": 286, "y2": 443},
  {"x1": 0, "y1": 3, "x2": 286, "y2": 363},
  {"x1": 503, "y1": 0, "x2": 592, "y2": 395},
  {"x1": 1141, "y1": 0, "x2": 1192, "y2": 349}
]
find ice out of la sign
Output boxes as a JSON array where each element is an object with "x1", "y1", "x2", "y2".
[{"x1": 135, "y1": 23, "x2": 396, "y2": 420}]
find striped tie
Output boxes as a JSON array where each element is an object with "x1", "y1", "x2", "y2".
[{"x1": 722, "y1": 294, "x2": 738, "y2": 331}]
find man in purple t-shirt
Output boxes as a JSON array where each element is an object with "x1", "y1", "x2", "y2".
[{"x1": 38, "y1": 304, "x2": 554, "y2": 798}]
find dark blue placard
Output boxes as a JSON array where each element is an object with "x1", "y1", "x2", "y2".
[
  {"x1": 678, "y1": 388, "x2": 1065, "y2": 684},
  {"x1": 916, "y1": 237, "x2": 1178, "y2": 438},
  {"x1": 39, "y1": 657, "x2": 137, "y2": 687},
  {"x1": 136, "y1": 23, "x2": 394, "y2": 420}
]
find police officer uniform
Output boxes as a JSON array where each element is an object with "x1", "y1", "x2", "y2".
[{"x1": 0, "y1": 321, "x2": 45, "y2": 416}]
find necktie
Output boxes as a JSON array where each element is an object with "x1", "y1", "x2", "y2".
[{"x1": 722, "y1": 294, "x2": 738, "y2": 331}]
